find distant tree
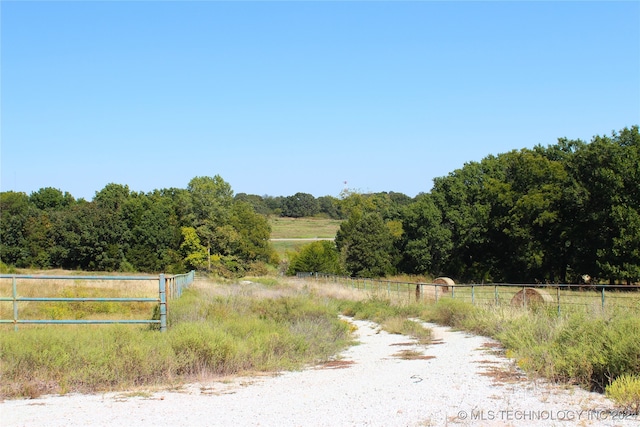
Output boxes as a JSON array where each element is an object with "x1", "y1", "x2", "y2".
[
  {"x1": 29, "y1": 187, "x2": 74, "y2": 210},
  {"x1": 287, "y1": 240, "x2": 342, "y2": 275},
  {"x1": 0, "y1": 192, "x2": 31, "y2": 266},
  {"x1": 180, "y1": 226, "x2": 208, "y2": 270},
  {"x1": 430, "y1": 161, "x2": 494, "y2": 282},
  {"x1": 234, "y1": 193, "x2": 271, "y2": 216},
  {"x1": 317, "y1": 195, "x2": 342, "y2": 219},
  {"x1": 566, "y1": 126, "x2": 640, "y2": 284},
  {"x1": 282, "y1": 192, "x2": 319, "y2": 218},
  {"x1": 227, "y1": 201, "x2": 276, "y2": 263},
  {"x1": 335, "y1": 211, "x2": 396, "y2": 277},
  {"x1": 263, "y1": 195, "x2": 285, "y2": 216},
  {"x1": 400, "y1": 193, "x2": 452, "y2": 276}
]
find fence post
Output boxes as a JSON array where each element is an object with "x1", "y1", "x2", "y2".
[
  {"x1": 601, "y1": 287, "x2": 605, "y2": 314},
  {"x1": 159, "y1": 274, "x2": 167, "y2": 332},
  {"x1": 471, "y1": 285, "x2": 475, "y2": 305},
  {"x1": 523, "y1": 286, "x2": 527, "y2": 309},
  {"x1": 12, "y1": 277, "x2": 18, "y2": 332},
  {"x1": 557, "y1": 287, "x2": 561, "y2": 316},
  {"x1": 435, "y1": 285, "x2": 439, "y2": 303},
  {"x1": 494, "y1": 285, "x2": 498, "y2": 306}
]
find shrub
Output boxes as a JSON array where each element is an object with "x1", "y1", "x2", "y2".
[{"x1": 606, "y1": 374, "x2": 640, "y2": 415}]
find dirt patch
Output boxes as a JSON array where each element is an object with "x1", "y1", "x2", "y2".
[
  {"x1": 315, "y1": 360, "x2": 355, "y2": 370},
  {"x1": 391, "y1": 350, "x2": 436, "y2": 360},
  {"x1": 480, "y1": 365, "x2": 527, "y2": 385}
]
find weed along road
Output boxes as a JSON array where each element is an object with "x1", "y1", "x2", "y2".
[{"x1": 3, "y1": 318, "x2": 637, "y2": 427}]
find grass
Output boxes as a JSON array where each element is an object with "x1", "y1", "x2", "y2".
[
  {"x1": 314, "y1": 275, "x2": 640, "y2": 411},
  {"x1": 337, "y1": 296, "x2": 432, "y2": 343},
  {"x1": 0, "y1": 275, "x2": 158, "y2": 328},
  {"x1": 269, "y1": 217, "x2": 341, "y2": 239},
  {"x1": 420, "y1": 298, "x2": 640, "y2": 401},
  {"x1": 0, "y1": 278, "x2": 354, "y2": 399},
  {"x1": 268, "y1": 217, "x2": 342, "y2": 259},
  {"x1": 270, "y1": 240, "x2": 313, "y2": 259}
]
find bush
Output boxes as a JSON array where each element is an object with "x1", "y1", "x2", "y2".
[{"x1": 606, "y1": 374, "x2": 640, "y2": 414}]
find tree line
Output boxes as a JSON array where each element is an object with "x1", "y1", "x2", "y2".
[
  {"x1": 0, "y1": 176, "x2": 277, "y2": 276},
  {"x1": 289, "y1": 126, "x2": 640, "y2": 285},
  {"x1": 1, "y1": 126, "x2": 638, "y2": 284}
]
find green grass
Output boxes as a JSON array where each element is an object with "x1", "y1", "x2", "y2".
[
  {"x1": 269, "y1": 217, "x2": 341, "y2": 239},
  {"x1": 0, "y1": 282, "x2": 354, "y2": 399},
  {"x1": 337, "y1": 296, "x2": 432, "y2": 343},
  {"x1": 271, "y1": 240, "x2": 313, "y2": 259},
  {"x1": 324, "y1": 277, "x2": 640, "y2": 412},
  {"x1": 421, "y1": 298, "x2": 640, "y2": 394}
]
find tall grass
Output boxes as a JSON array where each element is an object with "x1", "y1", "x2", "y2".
[
  {"x1": 423, "y1": 299, "x2": 640, "y2": 393},
  {"x1": 337, "y1": 296, "x2": 432, "y2": 343},
  {"x1": 0, "y1": 284, "x2": 353, "y2": 399}
]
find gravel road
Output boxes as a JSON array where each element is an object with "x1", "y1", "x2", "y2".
[{"x1": 2, "y1": 318, "x2": 638, "y2": 427}]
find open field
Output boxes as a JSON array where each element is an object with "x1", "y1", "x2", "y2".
[
  {"x1": 0, "y1": 272, "x2": 160, "y2": 330},
  {"x1": 269, "y1": 217, "x2": 341, "y2": 239},
  {"x1": 4, "y1": 277, "x2": 639, "y2": 426},
  {"x1": 2, "y1": 273, "x2": 639, "y2": 418},
  {"x1": 269, "y1": 217, "x2": 342, "y2": 259}
]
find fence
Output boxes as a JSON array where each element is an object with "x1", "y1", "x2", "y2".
[
  {"x1": 0, "y1": 271, "x2": 195, "y2": 332},
  {"x1": 299, "y1": 272, "x2": 640, "y2": 315}
]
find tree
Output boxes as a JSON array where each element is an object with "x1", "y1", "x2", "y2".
[
  {"x1": 227, "y1": 201, "x2": 276, "y2": 263},
  {"x1": 335, "y1": 211, "x2": 396, "y2": 278},
  {"x1": 430, "y1": 161, "x2": 494, "y2": 281},
  {"x1": 180, "y1": 226, "x2": 208, "y2": 270},
  {"x1": 0, "y1": 192, "x2": 31, "y2": 266},
  {"x1": 317, "y1": 195, "x2": 342, "y2": 219},
  {"x1": 29, "y1": 187, "x2": 74, "y2": 210},
  {"x1": 400, "y1": 193, "x2": 452, "y2": 276},
  {"x1": 287, "y1": 240, "x2": 342, "y2": 275},
  {"x1": 566, "y1": 126, "x2": 640, "y2": 284},
  {"x1": 281, "y1": 192, "x2": 319, "y2": 218}
]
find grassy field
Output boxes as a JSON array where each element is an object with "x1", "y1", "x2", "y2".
[
  {"x1": 2, "y1": 272, "x2": 639, "y2": 411},
  {"x1": 269, "y1": 217, "x2": 341, "y2": 239},
  {"x1": 0, "y1": 275, "x2": 159, "y2": 329},
  {"x1": 0, "y1": 277, "x2": 360, "y2": 399},
  {"x1": 269, "y1": 217, "x2": 342, "y2": 259}
]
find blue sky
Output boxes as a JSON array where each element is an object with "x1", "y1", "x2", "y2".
[{"x1": 1, "y1": 1, "x2": 639, "y2": 201}]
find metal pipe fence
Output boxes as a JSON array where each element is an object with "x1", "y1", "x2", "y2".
[
  {"x1": 298, "y1": 272, "x2": 640, "y2": 315},
  {"x1": 0, "y1": 271, "x2": 195, "y2": 332}
]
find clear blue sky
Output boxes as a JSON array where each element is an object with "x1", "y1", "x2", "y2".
[{"x1": 2, "y1": 1, "x2": 639, "y2": 201}]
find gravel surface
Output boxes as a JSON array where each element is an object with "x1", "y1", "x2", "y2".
[{"x1": 2, "y1": 318, "x2": 638, "y2": 427}]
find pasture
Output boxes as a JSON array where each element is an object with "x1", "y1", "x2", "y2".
[
  {"x1": 269, "y1": 216, "x2": 341, "y2": 258},
  {"x1": 0, "y1": 273, "x2": 159, "y2": 330},
  {"x1": 269, "y1": 217, "x2": 341, "y2": 239}
]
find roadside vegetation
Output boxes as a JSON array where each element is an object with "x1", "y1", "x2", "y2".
[
  {"x1": 420, "y1": 298, "x2": 640, "y2": 412},
  {"x1": 0, "y1": 279, "x2": 353, "y2": 399}
]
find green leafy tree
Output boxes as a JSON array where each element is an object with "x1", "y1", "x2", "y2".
[
  {"x1": 430, "y1": 160, "x2": 495, "y2": 281},
  {"x1": 281, "y1": 192, "x2": 319, "y2": 218},
  {"x1": 566, "y1": 126, "x2": 640, "y2": 284},
  {"x1": 216, "y1": 201, "x2": 277, "y2": 264},
  {"x1": 335, "y1": 211, "x2": 396, "y2": 278},
  {"x1": 0, "y1": 192, "x2": 31, "y2": 266},
  {"x1": 287, "y1": 240, "x2": 342, "y2": 275},
  {"x1": 180, "y1": 226, "x2": 208, "y2": 270},
  {"x1": 400, "y1": 193, "x2": 452, "y2": 276},
  {"x1": 317, "y1": 195, "x2": 342, "y2": 219},
  {"x1": 29, "y1": 187, "x2": 74, "y2": 210}
]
